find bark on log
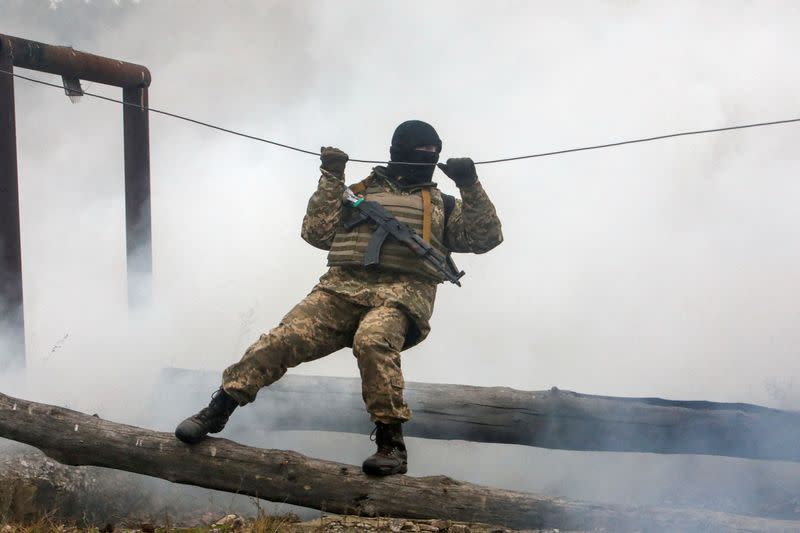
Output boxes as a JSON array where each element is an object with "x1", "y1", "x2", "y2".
[
  {"x1": 0, "y1": 450, "x2": 293, "y2": 527},
  {"x1": 2, "y1": 391, "x2": 800, "y2": 532},
  {"x1": 158, "y1": 369, "x2": 800, "y2": 463}
]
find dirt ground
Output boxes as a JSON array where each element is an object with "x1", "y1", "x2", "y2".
[{"x1": 1, "y1": 513, "x2": 576, "y2": 533}]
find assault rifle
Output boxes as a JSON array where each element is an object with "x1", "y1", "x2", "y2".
[{"x1": 342, "y1": 188, "x2": 465, "y2": 286}]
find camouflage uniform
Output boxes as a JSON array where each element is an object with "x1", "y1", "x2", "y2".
[{"x1": 222, "y1": 166, "x2": 503, "y2": 424}]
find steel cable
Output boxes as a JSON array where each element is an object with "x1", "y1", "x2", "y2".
[{"x1": 3, "y1": 69, "x2": 799, "y2": 167}]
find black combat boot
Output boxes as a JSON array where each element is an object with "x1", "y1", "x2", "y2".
[
  {"x1": 175, "y1": 388, "x2": 239, "y2": 444},
  {"x1": 362, "y1": 421, "x2": 408, "y2": 476}
]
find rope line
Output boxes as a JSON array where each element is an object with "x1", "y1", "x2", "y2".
[
  {"x1": 3, "y1": 69, "x2": 799, "y2": 166},
  {"x1": 2, "y1": 70, "x2": 320, "y2": 157}
]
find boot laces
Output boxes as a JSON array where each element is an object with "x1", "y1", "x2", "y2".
[
  {"x1": 373, "y1": 423, "x2": 403, "y2": 456},
  {"x1": 377, "y1": 442, "x2": 396, "y2": 456},
  {"x1": 194, "y1": 405, "x2": 221, "y2": 424},
  {"x1": 195, "y1": 389, "x2": 234, "y2": 424}
]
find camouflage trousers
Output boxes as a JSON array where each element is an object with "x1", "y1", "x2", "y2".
[{"x1": 222, "y1": 289, "x2": 412, "y2": 423}]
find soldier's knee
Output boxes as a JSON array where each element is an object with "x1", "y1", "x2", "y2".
[
  {"x1": 356, "y1": 327, "x2": 405, "y2": 359},
  {"x1": 244, "y1": 325, "x2": 302, "y2": 365},
  {"x1": 353, "y1": 332, "x2": 384, "y2": 358}
]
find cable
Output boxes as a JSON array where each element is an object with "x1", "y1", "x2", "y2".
[
  {"x1": 1, "y1": 70, "x2": 321, "y2": 158},
  {"x1": 473, "y1": 118, "x2": 800, "y2": 164},
  {"x1": 3, "y1": 68, "x2": 800, "y2": 166}
]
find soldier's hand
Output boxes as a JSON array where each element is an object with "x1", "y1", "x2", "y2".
[
  {"x1": 320, "y1": 146, "x2": 348, "y2": 177},
  {"x1": 437, "y1": 158, "x2": 478, "y2": 187}
]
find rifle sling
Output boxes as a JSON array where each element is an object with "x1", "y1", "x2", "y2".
[{"x1": 421, "y1": 188, "x2": 432, "y2": 242}]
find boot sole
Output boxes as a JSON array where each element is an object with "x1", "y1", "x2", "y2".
[
  {"x1": 362, "y1": 463, "x2": 408, "y2": 476},
  {"x1": 175, "y1": 420, "x2": 210, "y2": 444}
]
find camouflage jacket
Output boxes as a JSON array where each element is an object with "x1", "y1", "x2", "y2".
[{"x1": 301, "y1": 166, "x2": 503, "y2": 348}]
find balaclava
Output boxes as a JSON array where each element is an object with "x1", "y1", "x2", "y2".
[{"x1": 386, "y1": 120, "x2": 442, "y2": 185}]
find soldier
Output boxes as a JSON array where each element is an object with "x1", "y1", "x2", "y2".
[{"x1": 175, "y1": 120, "x2": 503, "y2": 476}]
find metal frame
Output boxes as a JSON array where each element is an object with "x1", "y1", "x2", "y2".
[{"x1": 0, "y1": 34, "x2": 152, "y2": 369}]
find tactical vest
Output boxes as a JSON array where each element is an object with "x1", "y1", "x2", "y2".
[{"x1": 327, "y1": 177, "x2": 450, "y2": 282}]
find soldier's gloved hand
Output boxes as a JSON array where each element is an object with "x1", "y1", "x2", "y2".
[
  {"x1": 320, "y1": 146, "x2": 348, "y2": 177},
  {"x1": 437, "y1": 158, "x2": 478, "y2": 187}
]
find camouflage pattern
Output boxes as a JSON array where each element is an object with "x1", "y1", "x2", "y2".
[
  {"x1": 443, "y1": 178, "x2": 504, "y2": 254},
  {"x1": 302, "y1": 166, "x2": 504, "y2": 257},
  {"x1": 223, "y1": 164, "x2": 502, "y2": 423},
  {"x1": 327, "y1": 171, "x2": 450, "y2": 282},
  {"x1": 222, "y1": 287, "x2": 411, "y2": 423},
  {"x1": 300, "y1": 168, "x2": 348, "y2": 252},
  {"x1": 316, "y1": 266, "x2": 436, "y2": 349},
  {"x1": 303, "y1": 166, "x2": 503, "y2": 346}
]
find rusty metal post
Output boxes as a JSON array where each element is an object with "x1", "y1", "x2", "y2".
[
  {"x1": 0, "y1": 34, "x2": 154, "y2": 364},
  {"x1": 6, "y1": 35, "x2": 151, "y2": 87},
  {"x1": 123, "y1": 86, "x2": 151, "y2": 307},
  {"x1": 0, "y1": 38, "x2": 25, "y2": 369}
]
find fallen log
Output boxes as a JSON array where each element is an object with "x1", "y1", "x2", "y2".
[
  {"x1": 0, "y1": 450, "x2": 280, "y2": 527},
  {"x1": 0, "y1": 450, "x2": 154, "y2": 525},
  {"x1": 157, "y1": 369, "x2": 800, "y2": 463},
  {"x1": 2, "y1": 391, "x2": 800, "y2": 532}
]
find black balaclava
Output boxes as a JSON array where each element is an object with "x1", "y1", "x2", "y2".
[{"x1": 386, "y1": 120, "x2": 442, "y2": 186}]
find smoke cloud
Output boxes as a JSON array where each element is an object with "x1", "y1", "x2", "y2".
[{"x1": 2, "y1": 0, "x2": 800, "y2": 525}]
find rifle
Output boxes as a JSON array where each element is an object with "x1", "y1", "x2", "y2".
[{"x1": 342, "y1": 188, "x2": 465, "y2": 286}]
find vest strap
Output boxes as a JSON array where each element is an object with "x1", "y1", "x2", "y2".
[
  {"x1": 350, "y1": 179, "x2": 368, "y2": 195},
  {"x1": 422, "y1": 188, "x2": 432, "y2": 242}
]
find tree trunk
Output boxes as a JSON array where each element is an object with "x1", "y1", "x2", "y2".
[
  {"x1": 158, "y1": 369, "x2": 800, "y2": 463},
  {"x1": 2, "y1": 391, "x2": 800, "y2": 532}
]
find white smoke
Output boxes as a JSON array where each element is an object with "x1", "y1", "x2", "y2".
[{"x1": 2, "y1": 0, "x2": 800, "y2": 525}]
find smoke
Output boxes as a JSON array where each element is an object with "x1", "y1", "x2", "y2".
[{"x1": 2, "y1": 0, "x2": 800, "y2": 526}]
